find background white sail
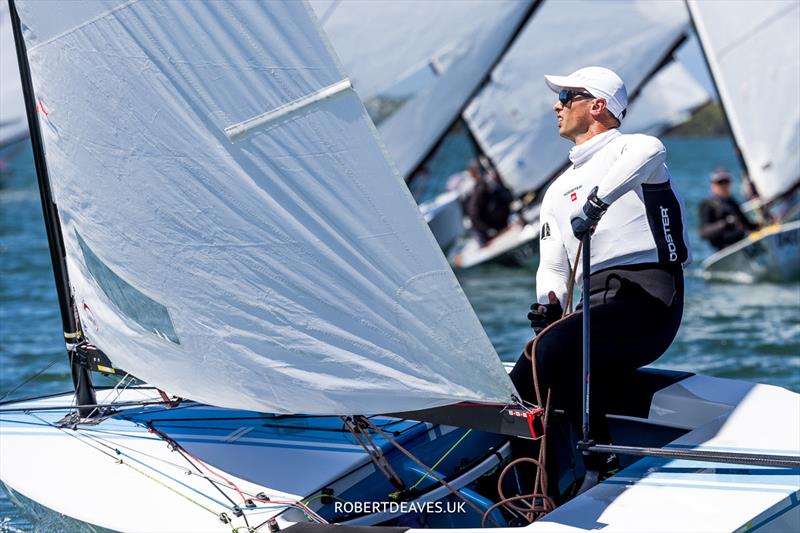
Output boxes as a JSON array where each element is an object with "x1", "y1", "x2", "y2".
[
  {"x1": 0, "y1": 3, "x2": 27, "y2": 147},
  {"x1": 621, "y1": 60, "x2": 709, "y2": 136},
  {"x1": 311, "y1": 0, "x2": 534, "y2": 179},
  {"x1": 687, "y1": 0, "x2": 800, "y2": 203},
  {"x1": 463, "y1": 0, "x2": 688, "y2": 196},
  {"x1": 16, "y1": 0, "x2": 517, "y2": 415}
]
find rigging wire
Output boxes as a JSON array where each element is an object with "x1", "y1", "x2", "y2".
[
  {"x1": 0, "y1": 399, "x2": 188, "y2": 413},
  {"x1": 147, "y1": 426, "x2": 326, "y2": 524},
  {"x1": 147, "y1": 424, "x2": 252, "y2": 531},
  {"x1": 26, "y1": 412, "x2": 247, "y2": 527},
  {"x1": 156, "y1": 437, "x2": 253, "y2": 531},
  {"x1": 86, "y1": 423, "x2": 326, "y2": 525},
  {"x1": 0, "y1": 356, "x2": 61, "y2": 403},
  {"x1": 86, "y1": 373, "x2": 132, "y2": 419}
]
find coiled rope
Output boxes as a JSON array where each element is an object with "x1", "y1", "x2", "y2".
[{"x1": 487, "y1": 241, "x2": 584, "y2": 525}]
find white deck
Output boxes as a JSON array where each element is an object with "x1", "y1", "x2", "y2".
[{"x1": 522, "y1": 381, "x2": 800, "y2": 532}]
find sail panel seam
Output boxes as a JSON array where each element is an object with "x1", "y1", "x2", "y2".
[
  {"x1": 717, "y1": 3, "x2": 799, "y2": 60},
  {"x1": 27, "y1": 0, "x2": 140, "y2": 52},
  {"x1": 224, "y1": 78, "x2": 352, "y2": 142}
]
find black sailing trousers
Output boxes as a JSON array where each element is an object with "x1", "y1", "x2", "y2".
[{"x1": 509, "y1": 263, "x2": 684, "y2": 447}]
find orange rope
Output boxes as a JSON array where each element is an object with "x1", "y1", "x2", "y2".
[{"x1": 486, "y1": 243, "x2": 584, "y2": 525}]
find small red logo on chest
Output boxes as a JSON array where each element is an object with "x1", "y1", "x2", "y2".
[{"x1": 570, "y1": 192, "x2": 577, "y2": 202}]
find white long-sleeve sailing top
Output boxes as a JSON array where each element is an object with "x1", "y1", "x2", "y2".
[{"x1": 536, "y1": 129, "x2": 690, "y2": 304}]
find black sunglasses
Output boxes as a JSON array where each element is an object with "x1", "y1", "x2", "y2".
[{"x1": 559, "y1": 89, "x2": 594, "y2": 105}]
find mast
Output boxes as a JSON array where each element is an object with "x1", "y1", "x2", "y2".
[
  {"x1": 407, "y1": 0, "x2": 544, "y2": 182},
  {"x1": 8, "y1": 0, "x2": 96, "y2": 416}
]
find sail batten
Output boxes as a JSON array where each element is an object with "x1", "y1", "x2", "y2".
[
  {"x1": 225, "y1": 79, "x2": 353, "y2": 142},
  {"x1": 15, "y1": 0, "x2": 517, "y2": 415}
]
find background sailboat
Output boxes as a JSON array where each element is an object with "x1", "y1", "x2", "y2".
[
  {"x1": 311, "y1": 0, "x2": 539, "y2": 252},
  {"x1": 451, "y1": 0, "x2": 699, "y2": 268},
  {"x1": 687, "y1": 0, "x2": 800, "y2": 281},
  {"x1": 311, "y1": 0, "x2": 537, "y2": 181}
]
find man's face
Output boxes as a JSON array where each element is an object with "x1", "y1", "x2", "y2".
[
  {"x1": 553, "y1": 87, "x2": 595, "y2": 141},
  {"x1": 712, "y1": 179, "x2": 732, "y2": 198}
]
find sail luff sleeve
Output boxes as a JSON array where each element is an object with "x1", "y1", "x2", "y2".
[{"x1": 9, "y1": 0, "x2": 97, "y2": 416}]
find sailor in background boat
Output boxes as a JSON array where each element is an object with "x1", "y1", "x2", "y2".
[
  {"x1": 699, "y1": 167, "x2": 759, "y2": 250},
  {"x1": 466, "y1": 156, "x2": 513, "y2": 246},
  {"x1": 508, "y1": 66, "x2": 691, "y2": 495},
  {"x1": 445, "y1": 158, "x2": 480, "y2": 200}
]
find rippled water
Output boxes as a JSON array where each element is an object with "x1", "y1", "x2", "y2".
[{"x1": 1, "y1": 135, "x2": 798, "y2": 530}]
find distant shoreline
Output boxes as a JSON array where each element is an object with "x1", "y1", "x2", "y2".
[{"x1": 668, "y1": 100, "x2": 729, "y2": 137}]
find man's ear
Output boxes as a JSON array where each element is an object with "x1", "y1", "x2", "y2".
[{"x1": 591, "y1": 98, "x2": 608, "y2": 117}]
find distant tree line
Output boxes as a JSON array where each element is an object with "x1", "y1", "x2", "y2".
[{"x1": 669, "y1": 100, "x2": 729, "y2": 137}]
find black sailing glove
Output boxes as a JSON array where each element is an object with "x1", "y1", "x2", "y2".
[
  {"x1": 571, "y1": 186, "x2": 609, "y2": 239},
  {"x1": 527, "y1": 301, "x2": 563, "y2": 334}
]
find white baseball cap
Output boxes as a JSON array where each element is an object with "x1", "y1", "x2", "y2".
[{"x1": 545, "y1": 66, "x2": 628, "y2": 122}]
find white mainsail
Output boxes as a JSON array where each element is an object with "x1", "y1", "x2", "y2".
[
  {"x1": 621, "y1": 60, "x2": 709, "y2": 136},
  {"x1": 16, "y1": 0, "x2": 517, "y2": 415},
  {"x1": 311, "y1": 0, "x2": 534, "y2": 179},
  {"x1": 687, "y1": 0, "x2": 800, "y2": 204},
  {"x1": 463, "y1": 0, "x2": 688, "y2": 196},
  {"x1": 0, "y1": 3, "x2": 27, "y2": 147}
]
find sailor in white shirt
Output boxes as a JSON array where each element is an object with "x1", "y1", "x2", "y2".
[{"x1": 509, "y1": 67, "x2": 690, "y2": 494}]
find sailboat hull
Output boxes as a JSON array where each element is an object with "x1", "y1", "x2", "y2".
[
  {"x1": 2, "y1": 372, "x2": 799, "y2": 532},
  {"x1": 0, "y1": 388, "x2": 508, "y2": 531},
  {"x1": 451, "y1": 222, "x2": 539, "y2": 270},
  {"x1": 702, "y1": 220, "x2": 800, "y2": 282}
]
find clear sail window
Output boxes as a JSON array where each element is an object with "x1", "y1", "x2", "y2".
[{"x1": 76, "y1": 232, "x2": 180, "y2": 345}]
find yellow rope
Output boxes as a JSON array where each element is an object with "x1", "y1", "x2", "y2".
[
  {"x1": 115, "y1": 458, "x2": 221, "y2": 518},
  {"x1": 410, "y1": 429, "x2": 472, "y2": 490}
]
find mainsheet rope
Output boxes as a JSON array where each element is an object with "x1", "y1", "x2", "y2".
[
  {"x1": 337, "y1": 244, "x2": 584, "y2": 527},
  {"x1": 487, "y1": 241, "x2": 584, "y2": 525}
]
